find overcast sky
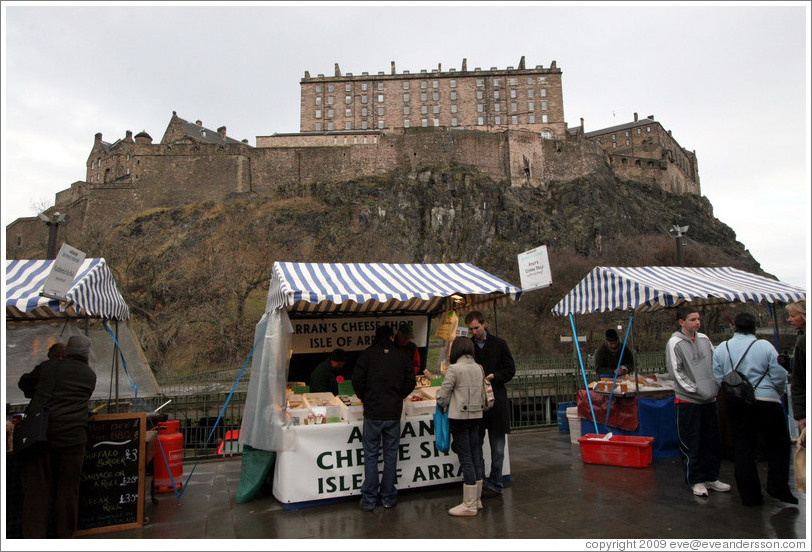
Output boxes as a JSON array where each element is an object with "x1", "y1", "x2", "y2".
[{"x1": 2, "y1": 2, "x2": 810, "y2": 290}]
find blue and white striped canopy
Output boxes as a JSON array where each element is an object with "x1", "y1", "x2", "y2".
[
  {"x1": 6, "y1": 258, "x2": 129, "y2": 320},
  {"x1": 266, "y1": 262, "x2": 522, "y2": 316},
  {"x1": 552, "y1": 266, "x2": 806, "y2": 316}
]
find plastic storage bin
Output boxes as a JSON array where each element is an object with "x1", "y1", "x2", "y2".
[
  {"x1": 578, "y1": 434, "x2": 654, "y2": 468},
  {"x1": 566, "y1": 406, "x2": 581, "y2": 444},
  {"x1": 557, "y1": 401, "x2": 576, "y2": 433}
]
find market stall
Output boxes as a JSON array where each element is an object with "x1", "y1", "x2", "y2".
[
  {"x1": 239, "y1": 262, "x2": 522, "y2": 507},
  {"x1": 552, "y1": 266, "x2": 806, "y2": 460}
]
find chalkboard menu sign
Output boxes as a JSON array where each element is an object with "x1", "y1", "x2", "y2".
[{"x1": 75, "y1": 412, "x2": 146, "y2": 535}]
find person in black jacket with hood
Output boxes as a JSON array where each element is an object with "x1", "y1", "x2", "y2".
[
  {"x1": 352, "y1": 324, "x2": 415, "y2": 511},
  {"x1": 464, "y1": 310, "x2": 515, "y2": 499},
  {"x1": 17, "y1": 335, "x2": 97, "y2": 538}
]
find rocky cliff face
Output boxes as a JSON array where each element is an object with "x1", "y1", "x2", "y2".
[{"x1": 67, "y1": 165, "x2": 758, "y2": 373}]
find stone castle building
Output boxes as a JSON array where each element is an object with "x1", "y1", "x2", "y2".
[{"x1": 6, "y1": 57, "x2": 700, "y2": 259}]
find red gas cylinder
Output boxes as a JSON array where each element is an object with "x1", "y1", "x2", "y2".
[{"x1": 153, "y1": 420, "x2": 184, "y2": 493}]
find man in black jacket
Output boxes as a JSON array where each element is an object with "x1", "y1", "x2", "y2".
[
  {"x1": 352, "y1": 324, "x2": 415, "y2": 511},
  {"x1": 465, "y1": 310, "x2": 515, "y2": 499},
  {"x1": 17, "y1": 334, "x2": 97, "y2": 538}
]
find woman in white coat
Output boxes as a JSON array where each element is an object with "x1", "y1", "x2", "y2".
[{"x1": 435, "y1": 336, "x2": 486, "y2": 516}]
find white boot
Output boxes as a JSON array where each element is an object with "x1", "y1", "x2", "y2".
[
  {"x1": 448, "y1": 483, "x2": 479, "y2": 516},
  {"x1": 475, "y1": 480, "x2": 483, "y2": 510}
]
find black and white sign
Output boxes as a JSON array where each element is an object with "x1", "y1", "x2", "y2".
[
  {"x1": 41, "y1": 243, "x2": 86, "y2": 300},
  {"x1": 517, "y1": 245, "x2": 552, "y2": 291}
]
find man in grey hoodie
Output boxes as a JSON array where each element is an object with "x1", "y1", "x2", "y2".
[{"x1": 665, "y1": 306, "x2": 731, "y2": 497}]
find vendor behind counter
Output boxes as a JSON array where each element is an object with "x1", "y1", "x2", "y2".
[{"x1": 308, "y1": 349, "x2": 353, "y2": 395}]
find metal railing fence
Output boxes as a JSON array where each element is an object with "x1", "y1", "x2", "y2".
[{"x1": 7, "y1": 353, "x2": 669, "y2": 460}]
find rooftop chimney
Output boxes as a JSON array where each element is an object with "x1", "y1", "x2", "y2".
[
  {"x1": 304, "y1": 70, "x2": 310, "y2": 78},
  {"x1": 391, "y1": 61, "x2": 396, "y2": 75},
  {"x1": 217, "y1": 126, "x2": 227, "y2": 139},
  {"x1": 634, "y1": 112, "x2": 638, "y2": 122},
  {"x1": 438, "y1": 62, "x2": 442, "y2": 72},
  {"x1": 462, "y1": 58, "x2": 467, "y2": 71},
  {"x1": 95, "y1": 132, "x2": 102, "y2": 142},
  {"x1": 334, "y1": 63, "x2": 341, "y2": 77},
  {"x1": 580, "y1": 117, "x2": 584, "y2": 130},
  {"x1": 125, "y1": 130, "x2": 133, "y2": 142},
  {"x1": 196, "y1": 120, "x2": 203, "y2": 126},
  {"x1": 519, "y1": 56, "x2": 526, "y2": 70}
]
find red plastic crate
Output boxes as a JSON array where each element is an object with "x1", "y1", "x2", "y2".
[{"x1": 578, "y1": 434, "x2": 654, "y2": 468}]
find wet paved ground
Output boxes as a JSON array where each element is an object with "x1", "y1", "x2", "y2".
[{"x1": 79, "y1": 427, "x2": 807, "y2": 544}]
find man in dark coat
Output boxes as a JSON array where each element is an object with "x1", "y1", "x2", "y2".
[
  {"x1": 352, "y1": 325, "x2": 415, "y2": 511},
  {"x1": 464, "y1": 310, "x2": 515, "y2": 498},
  {"x1": 17, "y1": 334, "x2": 97, "y2": 538}
]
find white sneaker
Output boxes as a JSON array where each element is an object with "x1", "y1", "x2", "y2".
[
  {"x1": 692, "y1": 483, "x2": 709, "y2": 496},
  {"x1": 705, "y1": 480, "x2": 731, "y2": 492}
]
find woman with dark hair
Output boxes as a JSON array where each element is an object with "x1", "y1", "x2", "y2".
[{"x1": 435, "y1": 336, "x2": 486, "y2": 516}]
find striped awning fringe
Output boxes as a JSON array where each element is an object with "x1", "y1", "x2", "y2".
[
  {"x1": 266, "y1": 262, "x2": 522, "y2": 316},
  {"x1": 6, "y1": 258, "x2": 130, "y2": 320},
  {"x1": 552, "y1": 266, "x2": 806, "y2": 316}
]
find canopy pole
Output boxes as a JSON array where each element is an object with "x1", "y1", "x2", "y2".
[
  {"x1": 569, "y1": 313, "x2": 598, "y2": 431},
  {"x1": 768, "y1": 303, "x2": 780, "y2": 348},
  {"x1": 492, "y1": 302, "x2": 498, "y2": 335}
]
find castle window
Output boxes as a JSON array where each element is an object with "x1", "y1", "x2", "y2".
[
  {"x1": 421, "y1": 105, "x2": 428, "y2": 115},
  {"x1": 451, "y1": 117, "x2": 458, "y2": 126},
  {"x1": 493, "y1": 90, "x2": 500, "y2": 99},
  {"x1": 345, "y1": 108, "x2": 352, "y2": 117},
  {"x1": 328, "y1": 122, "x2": 334, "y2": 130},
  {"x1": 476, "y1": 90, "x2": 483, "y2": 100},
  {"x1": 540, "y1": 88, "x2": 547, "y2": 97},
  {"x1": 494, "y1": 116, "x2": 501, "y2": 125},
  {"x1": 127, "y1": 168, "x2": 130, "y2": 174},
  {"x1": 625, "y1": 131, "x2": 630, "y2": 137},
  {"x1": 334, "y1": 137, "x2": 338, "y2": 144},
  {"x1": 315, "y1": 122, "x2": 322, "y2": 131},
  {"x1": 494, "y1": 103, "x2": 501, "y2": 112},
  {"x1": 493, "y1": 78, "x2": 500, "y2": 86},
  {"x1": 17, "y1": 236, "x2": 21, "y2": 246},
  {"x1": 509, "y1": 77, "x2": 517, "y2": 86},
  {"x1": 622, "y1": 158, "x2": 628, "y2": 165},
  {"x1": 403, "y1": 81, "x2": 409, "y2": 89},
  {"x1": 511, "y1": 115, "x2": 518, "y2": 125},
  {"x1": 625, "y1": 139, "x2": 630, "y2": 145},
  {"x1": 315, "y1": 97, "x2": 322, "y2": 105},
  {"x1": 528, "y1": 89, "x2": 534, "y2": 98},
  {"x1": 451, "y1": 104, "x2": 457, "y2": 113},
  {"x1": 510, "y1": 89, "x2": 517, "y2": 99},
  {"x1": 528, "y1": 101, "x2": 535, "y2": 110},
  {"x1": 345, "y1": 84, "x2": 352, "y2": 92},
  {"x1": 476, "y1": 78, "x2": 483, "y2": 87},
  {"x1": 354, "y1": 137, "x2": 358, "y2": 144},
  {"x1": 433, "y1": 105, "x2": 439, "y2": 114},
  {"x1": 635, "y1": 160, "x2": 641, "y2": 166},
  {"x1": 361, "y1": 120, "x2": 368, "y2": 130},
  {"x1": 450, "y1": 80, "x2": 457, "y2": 88},
  {"x1": 432, "y1": 92, "x2": 439, "y2": 101},
  {"x1": 327, "y1": 109, "x2": 334, "y2": 118},
  {"x1": 361, "y1": 83, "x2": 368, "y2": 91},
  {"x1": 432, "y1": 80, "x2": 439, "y2": 88},
  {"x1": 541, "y1": 130, "x2": 551, "y2": 138},
  {"x1": 403, "y1": 93, "x2": 410, "y2": 102},
  {"x1": 511, "y1": 102, "x2": 517, "y2": 111},
  {"x1": 373, "y1": 137, "x2": 378, "y2": 143},
  {"x1": 316, "y1": 84, "x2": 322, "y2": 93},
  {"x1": 450, "y1": 91, "x2": 457, "y2": 100},
  {"x1": 378, "y1": 107, "x2": 384, "y2": 116},
  {"x1": 422, "y1": 118, "x2": 428, "y2": 127},
  {"x1": 646, "y1": 126, "x2": 651, "y2": 132},
  {"x1": 612, "y1": 142, "x2": 616, "y2": 148},
  {"x1": 421, "y1": 81, "x2": 428, "y2": 89},
  {"x1": 362, "y1": 107, "x2": 368, "y2": 117},
  {"x1": 377, "y1": 82, "x2": 384, "y2": 91},
  {"x1": 539, "y1": 76, "x2": 547, "y2": 84},
  {"x1": 377, "y1": 120, "x2": 384, "y2": 129},
  {"x1": 328, "y1": 84, "x2": 334, "y2": 92},
  {"x1": 404, "y1": 106, "x2": 410, "y2": 115},
  {"x1": 529, "y1": 115, "x2": 535, "y2": 123},
  {"x1": 542, "y1": 114, "x2": 548, "y2": 123},
  {"x1": 421, "y1": 92, "x2": 427, "y2": 101},
  {"x1": 404, "y1": 119, "x2": 410, "y2": 128},
  {"x1": 91, "y1": 161, "x2": 94, "y2": 169},
  {"x1": 328, "y1": 96, "x2": 334, "y2": 105},
  {"x1": 637, "y1": 128, "x2": 641, "y2": 134},
  {"x1": 477, "y1": 116, "x2": 484, "y2": 125},
  {"x1": 345, "y1": 95, "x2": 352, "y2": 104},
  {"x1": 648, "y1": 161, "x2": 654, "y2": 167},
  {"x1": 433, "y1": 118, "x2": 440, "y2": 126},
  {"x1": 611, "y1": 134, "x2": 616, "y2": 140},
  {"x1": 126, "y1": 154, "x2": 130, "y2": 161},
  {"x1": 477, "y1": 104, "x2": 484, "y2": 113},
  {"x1": 377, "y1": 94, "x2": 384, "y2": 103},
  {"x1": 345, "y1": 122, "x2": 352, "y2": 130},
  {"x1": 541, "y1": 101, "x2": 547, "y2": 110}
]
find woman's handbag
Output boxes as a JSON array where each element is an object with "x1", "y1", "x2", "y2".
[
  {"x1": 482, "y1": 368, "x2": 495, "y2": 411},
  {"x1": 433, "y1": 405, "x2": 450, "y2": 453},
  {"x1": 795, "y1": 428, "x2": 806, "y2": 493},
  {"x1": 12, "y1": 371, "x2": 59, "y2": 455}
]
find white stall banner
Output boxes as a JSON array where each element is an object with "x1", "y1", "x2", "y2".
[
  {"x1": 273, "y1": 415, "x2": 510, "y2": 504},
  {"x1": 290, "y1": 316, "x2": 427, "y2": 354}
]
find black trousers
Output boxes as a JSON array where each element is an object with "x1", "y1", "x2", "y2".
[
  {"x1": 676, "y1": 401, "x2": 722, "y2": 485},
  {"x1": 20, "y1": 443, "x2": 86, "y2": 538},
  {"x1": 726, "y1": 399, "x2": 791, "y2": 503}
]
